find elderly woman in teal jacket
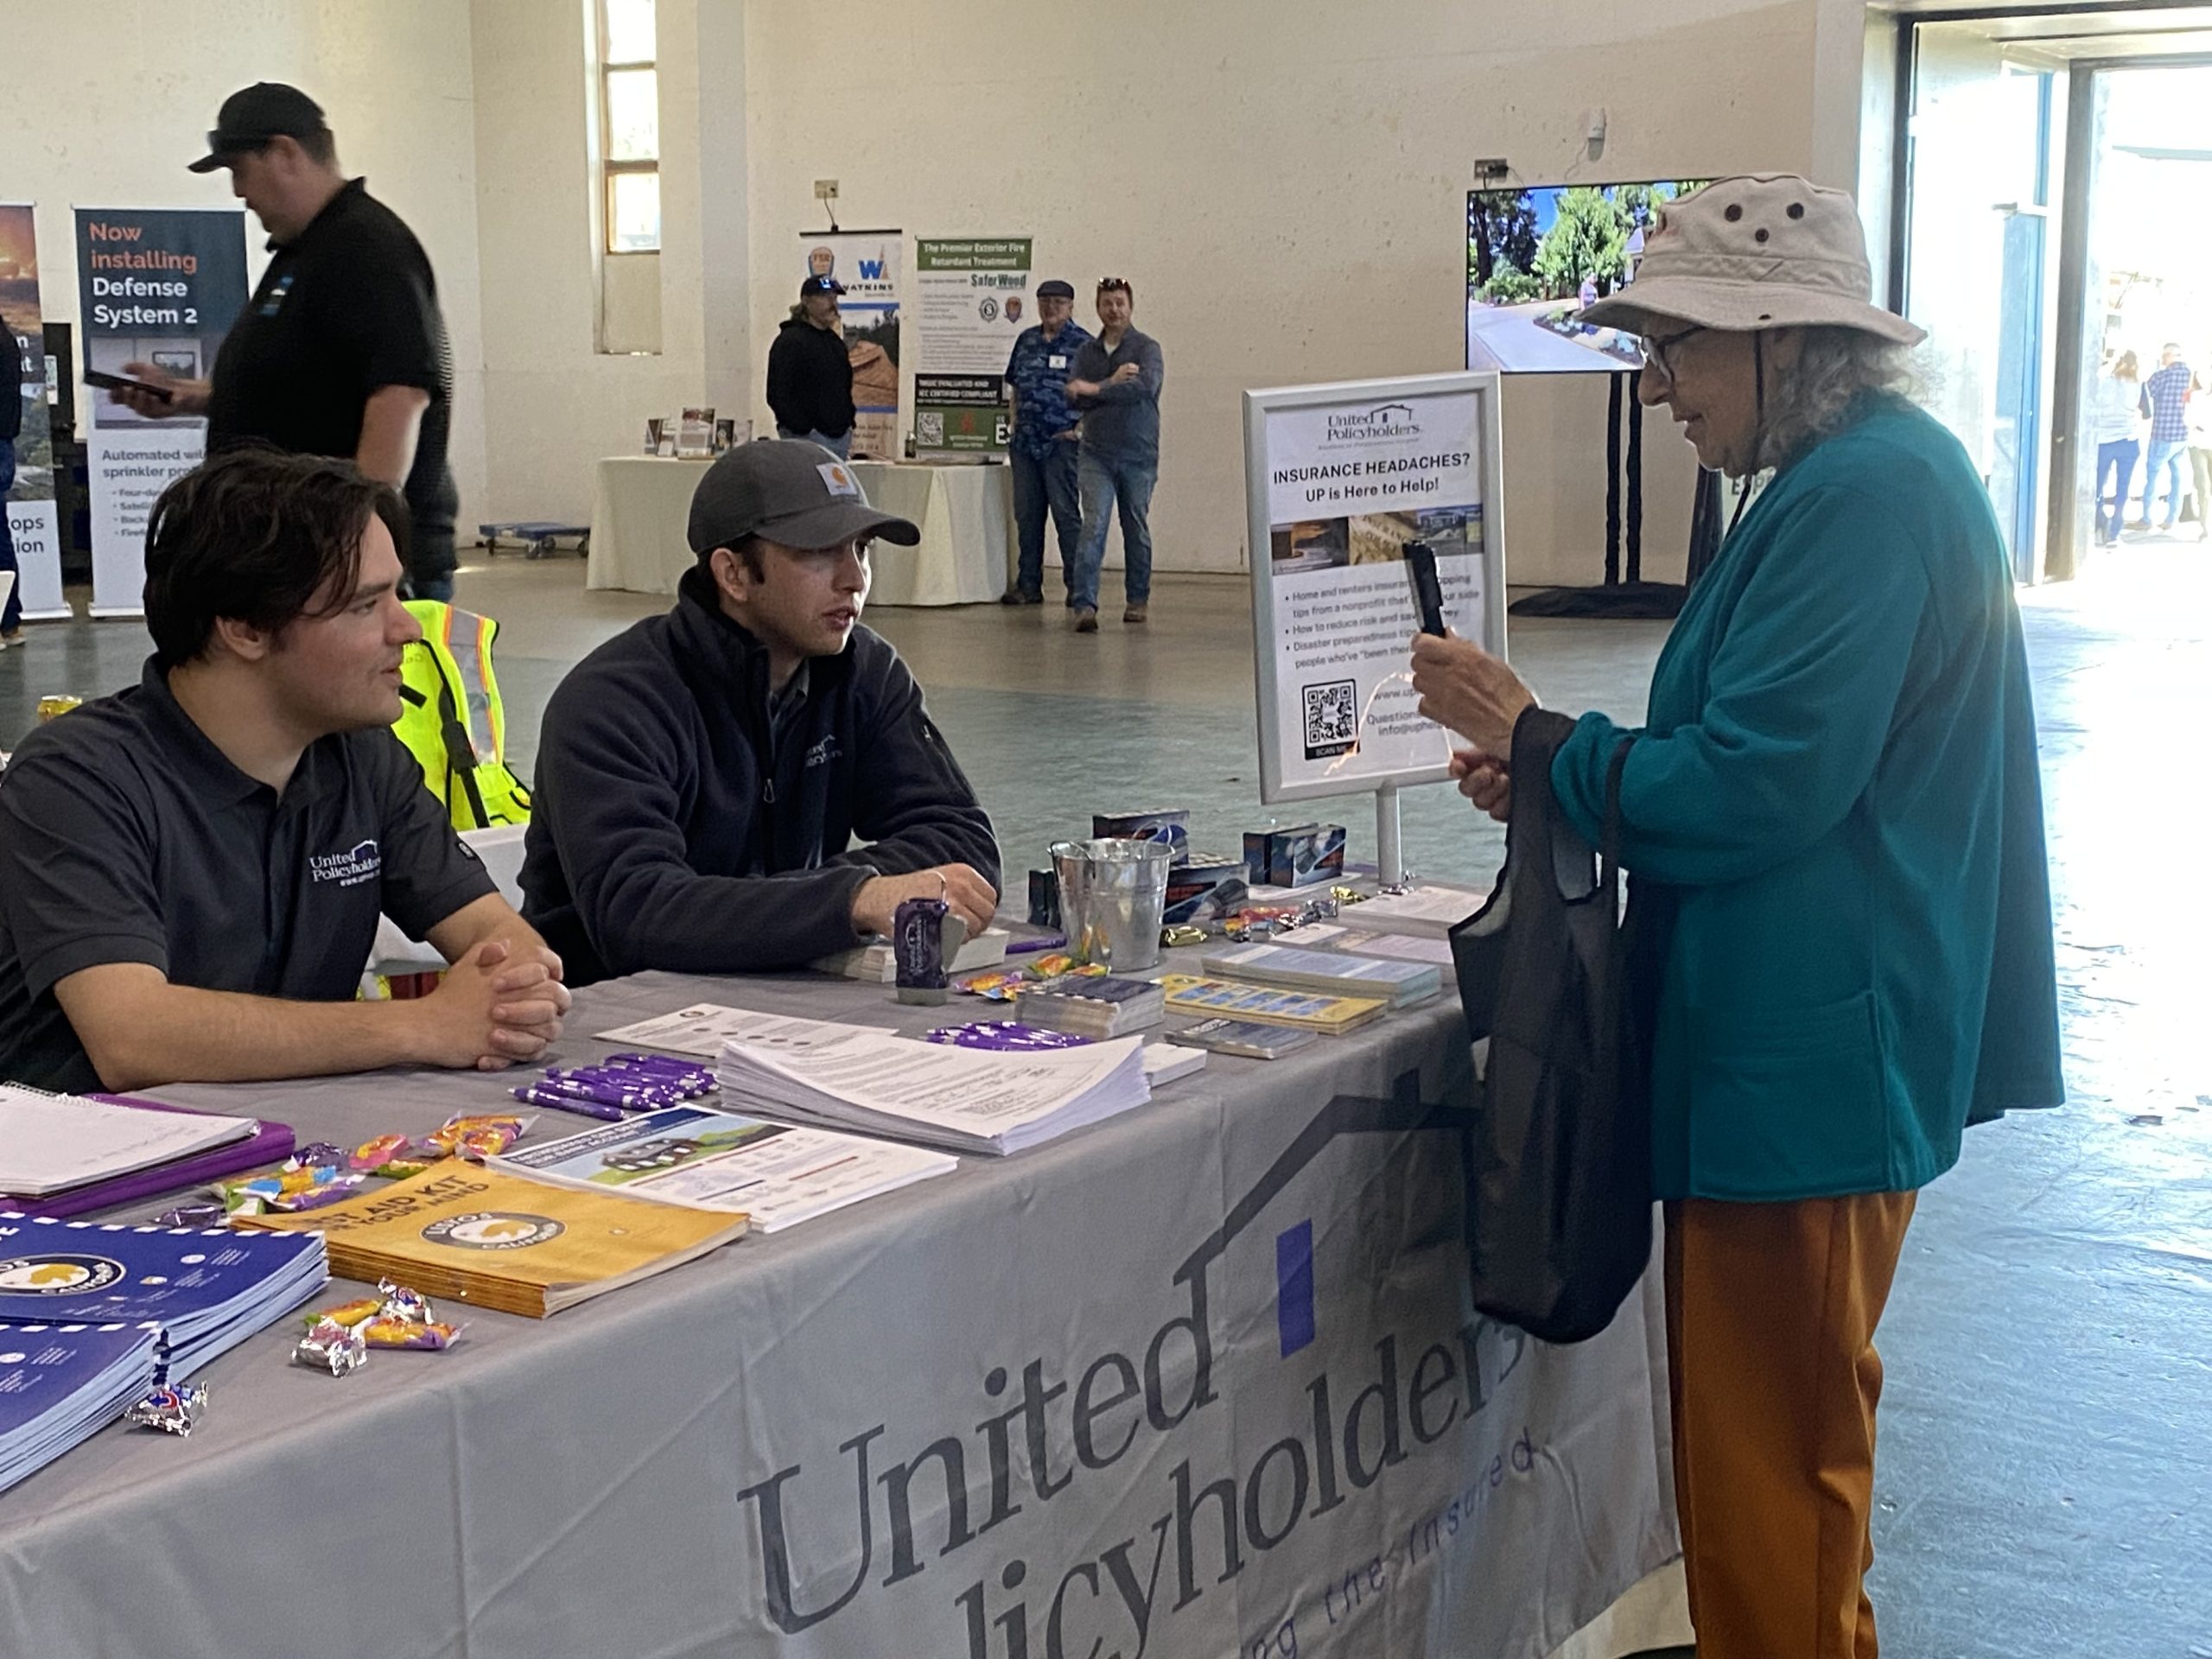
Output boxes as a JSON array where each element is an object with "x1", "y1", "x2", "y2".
[{"x1": 1412, "y1": 175, "x2": 2062, "y2": 1659}]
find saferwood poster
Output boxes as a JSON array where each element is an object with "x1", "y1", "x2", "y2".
[
  {"x1": 913, "y1": 238, "x2": 1031, "y2": 454},
  {"x1": 0, "y1": 205, "x2": 65, "y2": 620},
  {"x1": 800, "y1": 232, "x2": 901, "y2": 461},
  {"x1": 74, "y1": 207, "x2": 247, "y2": 615}
]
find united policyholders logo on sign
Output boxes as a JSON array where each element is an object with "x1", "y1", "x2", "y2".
[
  {"x1": 0, "y1": 1254, "x2": 127, "y2": 1294},
  {"x1": 420, "y1": 1213, "x2": 565, "y2": 1250},
  {"x1": 1323, "y1": 404, "x2": 1423, "y2": 445}
]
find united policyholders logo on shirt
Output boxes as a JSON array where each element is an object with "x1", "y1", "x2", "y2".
[
  {"x1": 0, "y1": 1254, "x2": 127, "y2": 1294},
  {"x1": 309, "y1": 838, "x2": 382, "y2": 887},
  {"x1": 420, "y1": 1213, "x2": 566, "y2": 1250}
]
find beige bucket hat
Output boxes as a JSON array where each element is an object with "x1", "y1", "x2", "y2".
[{"x1": 1580, "y1": 174, "x2": 1924, "y2": 346}]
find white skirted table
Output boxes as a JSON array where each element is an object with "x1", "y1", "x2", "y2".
[{"x1": 588, "y1": 454, "x2": 1010, "y2": 605}]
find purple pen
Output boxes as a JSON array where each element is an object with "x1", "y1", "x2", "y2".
[
  {"x1": 512, "y1": 1084, "x2": 628, "y2": 1122},
  {"x1": 1006, "y1": 934, "x2": 1069, "y2": 956}
]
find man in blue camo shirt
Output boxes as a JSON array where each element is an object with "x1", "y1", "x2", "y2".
[{"x1": 999, "y1": 278, "x2": 1091, "y2": 606}]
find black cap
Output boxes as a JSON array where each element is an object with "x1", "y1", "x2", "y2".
[
  {"x1": 1036, "y1": 279, "x2": 1076, "y2": 301},
  {"x1": 688, "y1": 441, "x2": 920, "y2": 557},
  {"x1": 798, "y1": 275, "x2": 846, "y2": 300},
  {"x1": 189, "y1": 82, "x2": 327, "y2": 173}
]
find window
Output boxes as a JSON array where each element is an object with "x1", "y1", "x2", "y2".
[{"x1": 598, "y1": 0, "x2": 659, "y2": 252}]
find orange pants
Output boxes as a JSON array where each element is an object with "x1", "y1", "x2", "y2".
[{"x1": 1662, "y1": 1192, "x2": 1918, "y2": 1659}]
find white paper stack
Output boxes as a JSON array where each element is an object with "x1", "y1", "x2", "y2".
[
  {"x1": 0, "y1": 1085, "x2": 257, "y2": 1198},
  {"x1": 0, "y1": 1321, "x2": 162, "y2": 1496},
  {"x1": 1331, "y1": 884, "x2": 1488, "y2": 938},
  {"x1": 492, "y1": 1104, "x2": 956, "y2": 1233},
  {"x1": 0, "y1": 1216, "x2": 328, "y2": 1378},
  {"x1": 717, "y1": 1026, "x2": 1151, "y2": 1156}
]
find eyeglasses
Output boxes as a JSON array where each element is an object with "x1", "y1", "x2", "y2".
[{"x1": 1638, "y1": 327, "x2": 1701, "y2": 383}]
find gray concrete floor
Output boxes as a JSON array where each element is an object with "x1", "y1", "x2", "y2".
[{"x1": 3, "y1": 543, "x2": 2208, "y2": 1656}]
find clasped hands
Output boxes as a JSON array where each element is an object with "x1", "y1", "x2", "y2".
[{"x1": 1408, "y1": 632, "x2": 1538, "y2": 825}]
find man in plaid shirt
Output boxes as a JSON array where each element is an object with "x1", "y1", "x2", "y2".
[{"x1": 2140, "y1": 342, "x2": 2193, "y2": 530}]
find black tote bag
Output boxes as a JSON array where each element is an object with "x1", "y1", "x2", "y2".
[{"x1": 1446, "y1": 710, "x2": 1653, "y2": 1344}]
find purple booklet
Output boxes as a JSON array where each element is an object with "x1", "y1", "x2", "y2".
[{"x1": 0, "y1": 1096, "x2": 296, "y2": 1220}]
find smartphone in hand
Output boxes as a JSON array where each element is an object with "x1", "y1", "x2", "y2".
[
  {"x1": 85, "y1": 368, "x2": 175, "y2": 404},
  {"x1": 1403, "y1": 540, "x2": 1448, "y2": 637}
]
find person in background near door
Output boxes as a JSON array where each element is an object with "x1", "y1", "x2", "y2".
[
  {"x1": 766, "y1": 276, "x2": 856, "y2": 461},
  {"x1": 2187, "y1": 359, "x2": 2211, "y2": 542},
  {"x1": 1065, "y1": 278, "x2": 1164, "y2": 632},
  {"x1": 1410, "y1": 175, "x2": 2060, "y2": 1659},
  {"x1": 2137, "y1": 341, "x2": 2192, "y2": 531},
  {"x1": 999, "y1": 278, "x2": 1091, "y2": 606},
  {"x1": 111, "y1": 83, "x2": 461, "y2": 601},
  {"x1": 0, "y1": 315, "x2": 22, "y2": 646},
  {"x1": 2091, "y1": 349, "x2": 2145, "y2": 549}
]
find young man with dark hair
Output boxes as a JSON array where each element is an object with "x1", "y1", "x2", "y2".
[
  {"x1": 108, "y1": 82, "x2": 461, "y2": 599},
  {"x1": 766, "y1": 276, "x2": 857, "y2": 461},
  {"x1": 522, "y1": 441, "x2": 1001, "y2": 984},
  {"x1": 1065, "y1": 277, "x2": 1165, "y2": 631},
  {"x1": 0, "y1": 450, "x2": 569, "y2": 1093}
]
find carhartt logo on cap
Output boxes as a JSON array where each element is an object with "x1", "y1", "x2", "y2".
[{"x1": 818, "y1": 463, "x2": 861, "y2": 498}]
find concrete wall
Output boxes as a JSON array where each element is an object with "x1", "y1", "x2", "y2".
[
  {"x1": 737, "y1": 0, "x2": 1834, "y2": 585},
  {"x1": 1, "y1": 0, "x2": 491, "y2": 523}
]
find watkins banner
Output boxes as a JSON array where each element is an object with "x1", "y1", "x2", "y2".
[
  {"x1": 75, "y1": 207, "x2": 248, "y2": 616},
  {"x1": 0, "y1": 205, "x2": 65, "y2": 621},
  {"x1": 798, "y1": 231, "x2": 901, "y2": 461},
  {"x1": 913, "y1": 238, "x2": 1032, "y2": 454}
]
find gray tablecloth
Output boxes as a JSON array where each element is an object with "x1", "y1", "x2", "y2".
[{"x1": 0, "y1": 967, "x2": 1676, "y2": 1658}]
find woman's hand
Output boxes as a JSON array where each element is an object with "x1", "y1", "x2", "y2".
[
  {"x1": 1451, "y1": 748, "x2": 1513, "y2": 823},
  {"x1": 1410, "y1": 632, "x2": 1537, "y2": 757}
]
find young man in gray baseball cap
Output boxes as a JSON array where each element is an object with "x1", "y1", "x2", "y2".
[{"x1": 521, "y1": 441, "x2": 1001, "y2": 982}]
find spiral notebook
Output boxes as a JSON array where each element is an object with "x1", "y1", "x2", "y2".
[{"x1": 0, "y1": 1086, "x2": 293, "y2": 1218}]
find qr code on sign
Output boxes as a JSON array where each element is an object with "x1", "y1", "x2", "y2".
[
  {"x1": 916, "y1": 411, "x2": 945, "y2": 446},
  {"x1": 1302, "y1": 680, "x2": 1358, "y2": 760}
]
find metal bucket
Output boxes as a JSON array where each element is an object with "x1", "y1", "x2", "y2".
[{"x1": 1050, "y1": 838, "x2": 1173, "y2": 972}]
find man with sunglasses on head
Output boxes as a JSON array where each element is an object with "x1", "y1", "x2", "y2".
[
  {"x1": 521, "y1": 441, "x2": 1001, "y2": 984},
  {"x1": 1065, "y1": 278, "x2": 1165, "y2": 632},
  {"x1": 110, "y1": 83, "x2": 461, "y2": 601}
]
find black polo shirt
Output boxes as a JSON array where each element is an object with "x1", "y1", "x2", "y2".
[
  {"x1": 206, "y1": 178, "x2": 459, "y2": 556},
  {"x1": 0, "y1": 660, "x2": 495, "y2": 1093}
]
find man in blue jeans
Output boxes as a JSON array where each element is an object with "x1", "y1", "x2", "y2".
[
  {"x1": 2139, "y1": 342, "x2": 2193, "y2": 531},
  {"x1": 0, "y1": 319, "x2": 22, "y2": 645},
  {"x1": 999, "y1": 279, "x2": 1090, "y2": 605},
  {"x1": 1065, "y1": 278, "x2": 1163, "y2": 632}
]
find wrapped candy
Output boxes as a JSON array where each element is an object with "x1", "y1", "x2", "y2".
[
  {"x1": 124, "y1": 1380, "x2": 208, "y2": 1435},
  {"x1": 293, "y1": 1317, "x2": 370, "y2": 1376},
  {"x1": 376, "y1": 1279, "x2": 433, "y2": 1325},
  {"x1": 423, "y1": 1113, "x2": 528, "y2": 1160},
  {"x1": 359, "y1": 1315, "x2": 462, "y2": 1351},
  {"x1": 1160, "y1": 925, "x2": 1208, "y2": 950},
  {"x1": 149, "y1": 1202, "x2": 227, "y2": 1229},
  {"x1": 349, "y1": 1133, "x2": 416, "y2": 1173}
]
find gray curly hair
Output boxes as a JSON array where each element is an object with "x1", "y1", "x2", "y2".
[{"x1": 1754, "y1": 326, "x2": 1924, "y2": 474}]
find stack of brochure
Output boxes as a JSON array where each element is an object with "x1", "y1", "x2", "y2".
[
  {"x1": 1330, "y1": 884, "x2": 1487, "y2": 939},
  {"x1": 716, "y1": 1025, "x2": 1151, "y2": 1156},
  {"x1": 236, "y1": 1166, "x2": 749, "y2": 1318},
  {"x1": 1155, "y1": 976, "x2": 1389, "y2": 1035},
  {"x1": 1014, "y1": 975, "x2": 1166, "y2": 1038},
  {"x1": 1199, "y1": 942, "x2": 1441, "y2": 1008},
  {"x1": 0, "y1": 1320, "x2": 162, "y2": 1496},
  {"x1": 0, "y1": 1215, "x2": 327, "y2": 1376},
  {"x1": 491, "y1": 1105, "x2": 955, "y2": 1233}
]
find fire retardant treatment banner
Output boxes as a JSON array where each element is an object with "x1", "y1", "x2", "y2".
[
  {"x1": 75, "y1": 207, "x2": 247, "y2": 616},
  {"x1": 0, "y1": 205, "x2": 65, "y2": 621},
  {"x1": 914, "y1": 238, "x2": 1032, "y2": 454}
]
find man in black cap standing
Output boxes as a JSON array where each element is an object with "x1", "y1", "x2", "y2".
[
  {"x1": 997, "y1": 278, "x2": 1090, "y2": 606},
  {"x1": 766, "y1": 276, "x2": 857, "y2": 461},
  {"x1": 112, "y1": 82, "x2": 461, "y2": 600},
  {"x1": 521, "y1": 441, "x2": 1001, "y2": 983}
]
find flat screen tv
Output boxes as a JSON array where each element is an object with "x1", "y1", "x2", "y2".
[{"x1": 1465, "y1": 181, "x2": 1707, "y2": 374}]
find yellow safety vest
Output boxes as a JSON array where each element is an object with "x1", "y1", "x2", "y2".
[{"x1": 394, "y1": 600, "x2": 532, "y2": 829}]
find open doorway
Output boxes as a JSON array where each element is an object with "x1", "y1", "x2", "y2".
[{"x1": 1892, "y1": 5, "x2": 2212, "y2": 586}]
